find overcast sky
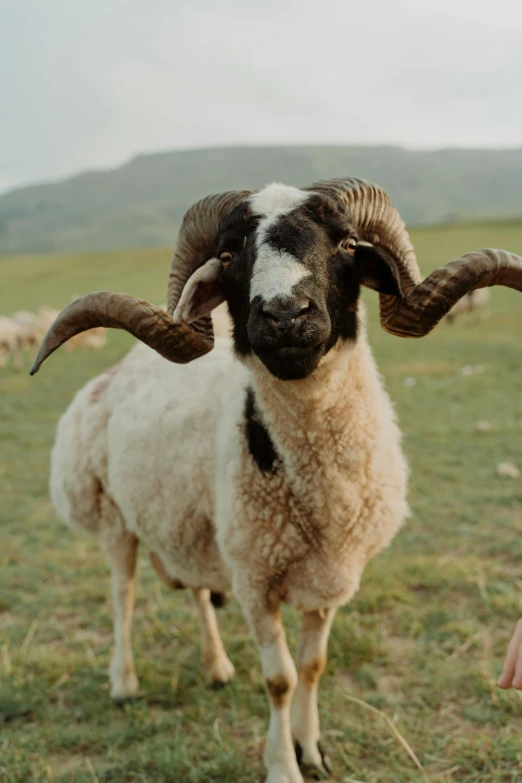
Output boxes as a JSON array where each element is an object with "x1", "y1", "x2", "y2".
[{"x1": 1, "y1": 0, "x2": 522, "y2": 194}]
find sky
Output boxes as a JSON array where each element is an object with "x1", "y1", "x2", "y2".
[{"x1": 1, "y1": 0, "x2": 522, "y2": 194}]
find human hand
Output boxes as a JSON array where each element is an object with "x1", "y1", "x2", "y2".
[{"x1": 498, "y1": 618, "x2": 522, "y2": 689}]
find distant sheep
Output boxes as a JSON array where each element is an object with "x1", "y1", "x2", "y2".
[
  {"x1": 0, "y1": 317, "x2": 22, "y2": 368},
  {"x1": 445, "y1": 288, "x2": 491, "y2": 323},
  {"x1": 37, "y1": 307, "x2": 61, "y2": 334},
  {"x1": 0, "y1": 306, "x2": 108, "y2": 370},
  {"x1": 210, "y1": 301, "x2": 232, "y2": 338},
  {"x1": 37, "y1": 307, "x2": 107, "y2": 352},
  {"x1": 12, "y1": 311, "x2": 42, "y2": 351},
  {"x1": 62, "y1": 326, "x2": 107, "y2": 351}
]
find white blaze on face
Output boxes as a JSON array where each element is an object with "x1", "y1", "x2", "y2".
[
  {"x1": 250, "y1": 246, "x2": 311, "y2": 304},
  {"x1": 249, "y1": 183, "x2": 312, "y2": 304}
]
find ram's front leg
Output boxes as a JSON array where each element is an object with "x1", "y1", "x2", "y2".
[
  {"x1": 292, "y1": 608, "x2": 336, "y2": 780},
  {"x1": 240, "y1": 596, "x2": 303, "y2": 783}
]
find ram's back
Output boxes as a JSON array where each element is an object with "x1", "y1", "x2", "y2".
[{"x1": 50, "y1": 338, "x2": 244, "y2": 540}]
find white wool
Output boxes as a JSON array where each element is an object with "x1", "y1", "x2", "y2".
[
  {"x1": 249, "y1": 183, "x2": 309, "y2": 218},
  {"x1": 49, "y1": 301, "x2": 408, "y2": 782},
  {"x1": 248, "y1": 184, "x2": 313, "y2": 304},
  {"x1": 249, "y1": 247, "x2": 311, "y2": 303},
  {"x1": 51, "y1": 314, "x2": 407, "y2": 616}
]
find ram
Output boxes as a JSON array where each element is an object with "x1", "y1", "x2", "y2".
[{"x1": 32, "y1": 180, "x2": 522, "y2": 783}]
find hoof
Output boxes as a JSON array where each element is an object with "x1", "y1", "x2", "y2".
[
  {"x1": 205, "y1": 655, "x2": 235, "y2": 688},
  {"x1": 109, "y1": 667, "x2": 139, "y2": 704},
  {"x1": 265, "y1": 765, "x2": 304, "y2": 783},
  {"x1": 298, "y1": 763, "x2": 331, "y2": 782},
  {"x1": 211, "y1": 679, "x2": 230, "y2": 691},
  {"x1": 294, "y1": 740, "x2": 332, "y2": 780},
  {"x1": 112, "y1": 693, "x2": 142, "y2": 708}
]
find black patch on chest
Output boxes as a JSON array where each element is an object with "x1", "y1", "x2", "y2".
[{"x1": 245, "y1": 389, "x2": 278, "y2": 473}]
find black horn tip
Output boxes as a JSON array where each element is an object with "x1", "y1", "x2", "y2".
[
  {"x1": 30, "y1": 348, "x2": 49, "y2": 375},
  {"x1": 29, "y1": 355, "x2": 42, "y2": 375}
]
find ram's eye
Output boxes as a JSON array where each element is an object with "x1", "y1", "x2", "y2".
[
  {"x1": 219, "y1": 251, "x2": 233, "y2": 267},
  {"x1": 341, "y1": 237, "x2": 358, "y2": 254}
]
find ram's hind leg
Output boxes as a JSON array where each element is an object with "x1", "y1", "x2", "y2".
[
  {"x1": 292, "y1": 609, "x2": 336, "y2": 780},
  {"x1": 192, "y1": 588, "x2": 235, "y2": 687},
  {"x1": 100, "y1": 525, "x2": 139, "y2": 704}
]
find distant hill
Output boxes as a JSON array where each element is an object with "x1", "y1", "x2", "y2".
[{"x1": 1, "y1": 145, "x2": 522, "y2": 254}]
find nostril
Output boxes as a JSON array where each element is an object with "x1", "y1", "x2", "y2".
[
  {"x1": 261, "y1": 304, "x2": 282, "y2": 323},
  {"x1": 294, "y1": 298, "x2": 311, "y2": 317},
  {"x1": 262, "y1": 299, "x2": 312, "y2": 323}
]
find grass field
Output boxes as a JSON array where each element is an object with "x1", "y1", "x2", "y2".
[{"x1": 1, "y1": 220, "x2": 522, "y2": 782}]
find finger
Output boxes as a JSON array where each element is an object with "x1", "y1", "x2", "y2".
[
  {"x1": 498, "y1": 620, "x2": 522, "y2": 688},
  {"x1": 512, "y1": 633, "x2": 522, "y2": 690}
]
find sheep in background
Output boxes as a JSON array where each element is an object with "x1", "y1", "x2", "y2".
[
  {"x1": 12, "y1": 311, "x2": 42, "y2": 352},
  {"x1": 63, "y1": 325, "x2": 107, "y2": 351},
  {"x1": 0, "y1": 305, "x2": 108, "y2": 370},
  {"x1": 31, "y1": 179, "x2": 522, "y2": 783},
  {"x1": 445, "y1": 287, "x2": 491, "y2": 323},
  {"x1": 38, "y1": 307, "x2": 61, "y2": 335},
  {"x1": 39, "y1": 306, "x2": 107, "y2": 352},
  {"x1": 210, "y1": 300, "x2": 233, "y2": 338},
  {"x1": 0, "y1": 316, "x2": 23, "y2": 368}
]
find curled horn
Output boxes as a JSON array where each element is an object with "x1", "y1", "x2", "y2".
[
  {"x1": 167, "y1": 190, "x2": 253, "y2": 315},
  {"x1": 30, "y1": 292, "x2": 212, "y2": 375},
  {"x1": 306, "y1": 179, "x2": 522, "y2": 336},
  {"x1": 381, "y1": 249, "x2": 522, "y2": 337},
  {"x1": 305, "y1": 178, "x2": 421, "y2": 324},
  {"x1": 30, "y1": 190, "x2": 251, "y2": 374}
]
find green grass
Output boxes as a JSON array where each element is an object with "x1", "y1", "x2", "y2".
[{"x1": 1, "y1": 220, "x2": 522, "y2": 782}]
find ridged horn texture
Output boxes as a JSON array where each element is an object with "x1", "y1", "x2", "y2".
[
  {"x1": 30, "y1": 190, "x2": 252, "y2": 374},
  {"x1": 167, "y1": 190, "x2": 253, "y2": 319},
  {"x1": 304, "y1": 179, "x2": 522, "y2": 337},
  {"x1": 30, "y1": 292, "x2": 214, "y2": 375},
  {"x1": 304, "y1": 178, "x2": 421, "y2": 324},
  {"x1": 381, "y1": 249, "x2": 522, "y2": 337}
]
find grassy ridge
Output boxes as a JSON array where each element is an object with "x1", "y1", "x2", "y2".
[
  {"x1": 1, "y1": 221, "x2": 522, "y2": 781},
  {"x1": 2, "y1": 145, "x2": 522, "y2": 254}
]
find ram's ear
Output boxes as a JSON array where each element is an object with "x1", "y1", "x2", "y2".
[
  {"x1": 173, "y1": 259, "x2": 225, "y2": 324},
  {"x1": 355, "y1": 244, "x2": 403, "y2": 298}
]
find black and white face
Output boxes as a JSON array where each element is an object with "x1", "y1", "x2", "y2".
[{"x1": 177, "y1": 184, "x2": 402, "y2": 381}]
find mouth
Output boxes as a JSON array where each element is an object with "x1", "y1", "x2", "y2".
[
  {"x1": 255, "y1": 343, "x2": 324, "y2": 380},
  {"x1": 269, "y1": 343, "x2": 319, "y2": 356}
]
